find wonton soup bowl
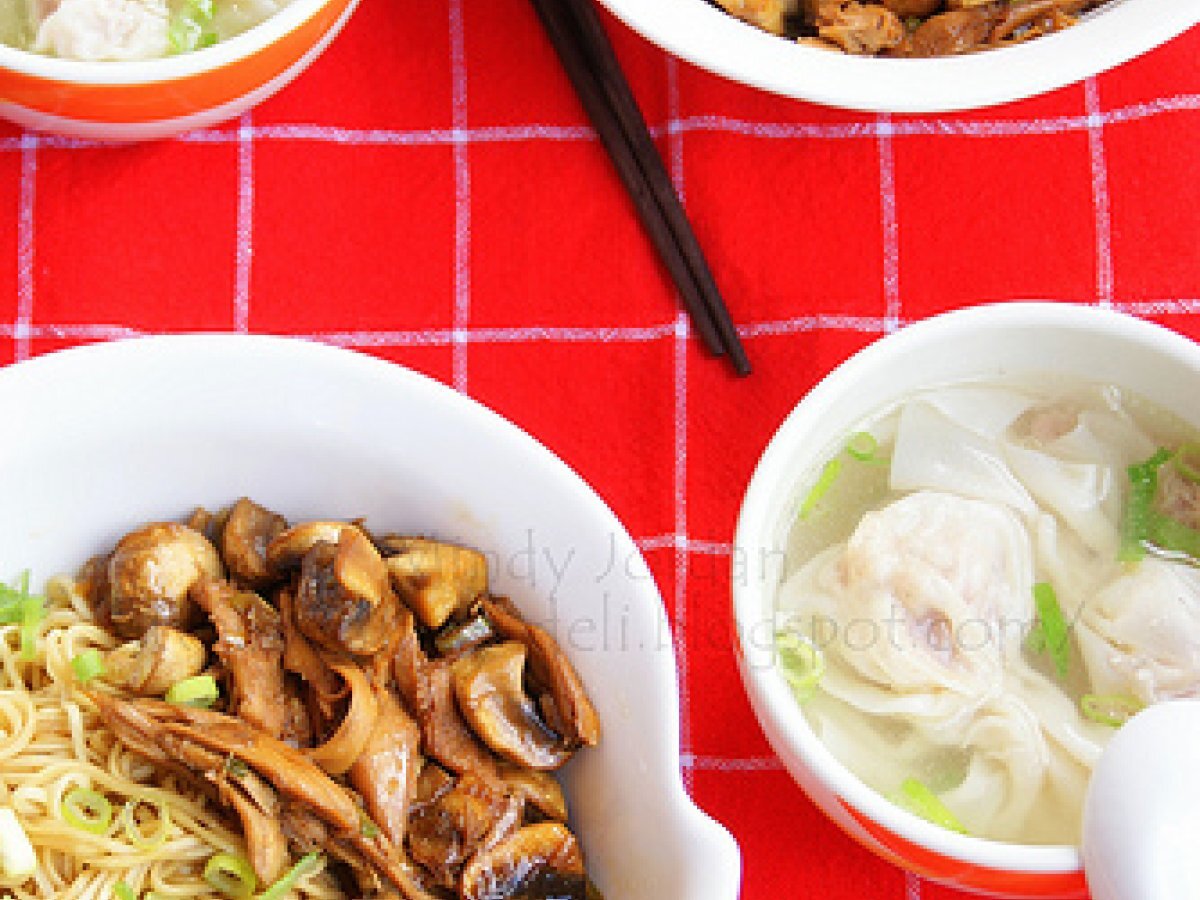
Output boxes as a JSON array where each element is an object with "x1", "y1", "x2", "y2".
[
  {"x1": 732, "y1": 302, "x2": 1200, "y2": 897},
  {"x1": 0, "y1": 0, "x2": 356, "y2": 140},
  {"x1": 597, "y1": 0, "x2": 1199, "y2": 113},
  {"x1": 0, "y1": 334, "x2": 742, "y2": 899}
]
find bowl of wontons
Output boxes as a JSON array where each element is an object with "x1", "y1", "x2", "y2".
[
  {"x1": 596, "y1": 0, "x2": 1199, "y2": 112},
  {"x1": 733, "y1": 302, "x2": 1200, "y2": 897},
  {"x1": 0, "y1": 0, "x2": 359, "y2": 139}
]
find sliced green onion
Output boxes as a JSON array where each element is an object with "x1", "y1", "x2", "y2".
[
  {"x1": 1174, "y1": 442, "x2": 1200, "y2": 484},
  {"x1": 1120, "y1": 448, "x2": 1172, "y2": 562},
  {"x1": 18, "y1": 595, "x2": 45, "y2": 662},
  {"x1": 258, "y1": 852, "x2": 323, "y2": 900},
  {"x1": 203, "y1": 853, "x2": 257, "y2": 899},
  {"x1": 113, "y1": 882, "x2": 136, "y2": 900},
  {"x1": 359, "y1": 811, "x2": 380, "y2": 840},
  {"x1": 121, "y1": 796, "x2": 171, "y2": 851},
  {"x1": 225, "y1": 754, "x2": 249, "y2": 778},
  {"x1": 776, "y1": 631, "x2": 825, "y2": 701},
  {"x1": 164, "y1": 674, "x2": 219, "y2": 708},
  {"x1": 890, "y1": 777, "x2": 968, "y2": 834},
  {"x1": 62, "y1": 787, "x2": 114, "y2": 834},
  {"x1": 845, "y1": 431, "x2": 882, "y2": 463},
  {"x1": 71, "y1": 648, "x2": 106, "y2": 684},
  {"x1": 800, "y1": 457, "x2": 842, "y2": 520},
  {"x1": 168, "y1": 0, "x2": 216, "y2": 53},
  {"x1": 1081, "y1": 693, "x2": 1144, "y2": 728},
  {"x1": 0, "y1": 807, "x2": 35, "y2": 878},
  {"x1": 1026, "y1": 582, "x2": 1070, "y2": 679},
  {"x1": 1148, "y1": 513, "x2": 1200, "y2": 562}
]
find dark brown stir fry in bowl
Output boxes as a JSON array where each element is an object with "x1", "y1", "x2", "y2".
[
  {"x1": 712, "y1": 0, "x2": 1108, "y2": 56},
  {"x1": 82, "y1": 497, "x2": 604, "y2": 900}
]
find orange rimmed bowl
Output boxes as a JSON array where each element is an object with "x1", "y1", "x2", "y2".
[
  {"x1": 0, "y1": 0, "x2": 357, "y2": 140},
  {"x1": 732, "y1": 303, "x2": 1200, "y2": 898}
]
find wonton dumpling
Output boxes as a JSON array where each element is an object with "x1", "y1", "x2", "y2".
[
  {"x1": 34, "y1": 0, "x2": 168, "y2": 60},
  {"x1": 890, "y1": 401, "x2": 1036, "y2": 515},
  {"x1": 778, "y1": 490, "x2": 1099, "y2": 842},
  {"x1": 1076, "y1": 559, "x2": 1200, "y2": 704}
]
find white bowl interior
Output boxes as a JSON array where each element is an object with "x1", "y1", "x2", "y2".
[
  {"x1": 597, "y1": 0, "x2": 1198, "y2": 112},
  {"x1": 733, "y1": 302, "x2": 1200, "y2": 880},
  {"x1": 0, "y1": 335, "x2": 741, "y2": 899}
]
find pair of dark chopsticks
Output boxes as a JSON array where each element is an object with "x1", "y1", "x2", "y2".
[{"x1": 529, "y1": 0, "x2": 752, "y2": 377}]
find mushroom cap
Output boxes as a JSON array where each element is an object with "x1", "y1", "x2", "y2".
[
  {"x1": 384, "y1": 537, "x2": 488, "y2": 630},
  {"x1": 293, "y1": 528, "x2": 398, "y2": 655},
  {"x1": 264, "y1": 521, "x2": 353, "y2": 574},
  {"x1": 221, "y1": 497, "x2": 288, "y2": 587},
  {"x1": 452, "y1": 642, "x2": 570, "y2": 771},
  {"x1": 460, "y1": 822, "x2": 585, "y2": 900},
  {"x1": 108, "y1": 625, "x2": 207, "y2": 696},
  {"x1": 107, "y1": 523, "x2": 224, "y2": 638}
]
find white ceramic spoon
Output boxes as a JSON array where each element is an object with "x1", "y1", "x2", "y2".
[{"x1": 1083, "y1": 699, "x2": 1200, "y2": 900}]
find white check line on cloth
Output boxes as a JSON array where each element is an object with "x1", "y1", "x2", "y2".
[
  {"x1": 14, "y1": 133, "x2": 37, "y2": 362},
  {"x1": 449, "y1": 0, "x2": 471, "y2": 394},
  {"x1": 1085, "y1": 78, "x2": 1115, "y2": 309}
]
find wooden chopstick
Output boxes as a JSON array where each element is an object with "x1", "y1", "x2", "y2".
[{"x1": 529, "y1": 0, "x2": 752, "y2": 377}]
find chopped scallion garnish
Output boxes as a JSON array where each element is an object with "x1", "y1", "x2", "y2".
[
  {"x1": 113, "y1": 882, "x2": 137, "y2": 900},
  {"x1": 1081, "y1": 693, "x2": 1144, "y2": 728},
  {"x1": 1027, "y1": 582, "x2": 1070, "y2": 679},
  {"x1": 164, "y1": 674, "x2": 219, "y2": 708},
  {"x1": 203, "y1": 852, "x2": 257, "y2": 899},
  {"x1": 889, "y1": 778, "x2": 968, "y2": 834},
  {"x1": 1119, "y1": 448, "x2": 1172, "y2": 562},
  {"x1": 776, "y1": 631, "x2": 825, "y2": 701},
  {"x1": 258, "y1": 852, "x2": 323, "y2": 900},
  {"x1": 845, "y1": 431, "x2": 884, "y2": 464},
  {"x1": 360, "y1": 811, "x2": 380, "y2": 839},
  {"x1": 168, "y1": 0, "x2": 217, "y2": 54},
  {"x1": 71, "y1": 648, "x2": 106, "y2": 684},
  {"x1": 1174, "y1": 442, "x2": 1200, "y2": 485},
  {"x1": 121, "y1": 796, "x2": 171, "y2": 851},
  {"x1": 61, "y1": 787, "x2": 113, "y2": 834},
  {"x1": 800, "y1": 457, "x2": 842, "y2": 520}
]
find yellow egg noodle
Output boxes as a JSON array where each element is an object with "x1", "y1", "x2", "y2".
[{"x1": 0, "y1": 576, "x2": 343, "y2": 900}]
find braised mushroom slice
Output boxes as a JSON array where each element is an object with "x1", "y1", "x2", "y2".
[
  {"x1": 460, "y1": 823, "x2": 586, "y2": 900},
  {"x1": 895, "y1": 3, "x2": 1002, "y2": 55},
  {"x1": 382, "y1": 537, "x2": 488, "y2": 630},
  {"x1": 265, "y1": 520, "x2": 354, "y2": 573},
  {"x1": 481, "y1": 598, "x2": 600, "y2": 750},
  {"x1": 107, "y1": 523, "x2": 224, "y2": 638},
  {"x1": 714, "y1": 0, "x2": 800, "y2": 35},
  {"x1": 453, "y1": 643, "x2": 571, "y2": 771},
  {"x1": 497, "y1": 763, "x2": 568, "y2": 823},
  {"x1": 221, "y1": 497, "x2": 288, "y2": 587},
  {"x1": 407, "y1": 772, "x2": 518, "y2": 891},
  {"x1": 294, "y1": 527, "x2": 399, "y2": 655},
  {"x1": 106, "y1": 625, "x2": 207, "y2": 696}
]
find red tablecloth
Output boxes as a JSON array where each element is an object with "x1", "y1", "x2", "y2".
[{"x1": 4, "y1": 3, "x2": 1199, "y2": 897}]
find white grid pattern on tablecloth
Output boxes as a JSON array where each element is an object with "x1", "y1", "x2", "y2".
[{"x1": 8, "y1": 19, "x2": 1200, "y2": 896}]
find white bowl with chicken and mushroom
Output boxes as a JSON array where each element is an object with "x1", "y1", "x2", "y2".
[
  {"x1": 597, "y1": 0, "x2": 1198, "y2": 112},
  {"x1": 733, "y1": 302, "x2": 1200, "y2": 896},
  {"x1": 0, "y1": 334, "x2": 741, "y2": 900}
]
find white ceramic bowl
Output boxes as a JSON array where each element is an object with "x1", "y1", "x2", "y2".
[
  {"x1": 732, "y1": 302, "x2": 1200, "y2": 897},
  {"x1": 597, "y1": 0, "x2": 1199, "y2": 113},
  {"x1": 0, "y1": 334, "x2": 741, "y2": 899},
  {"x1": 0, "y1": 0, "x2": 357, "y2": 140}
]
